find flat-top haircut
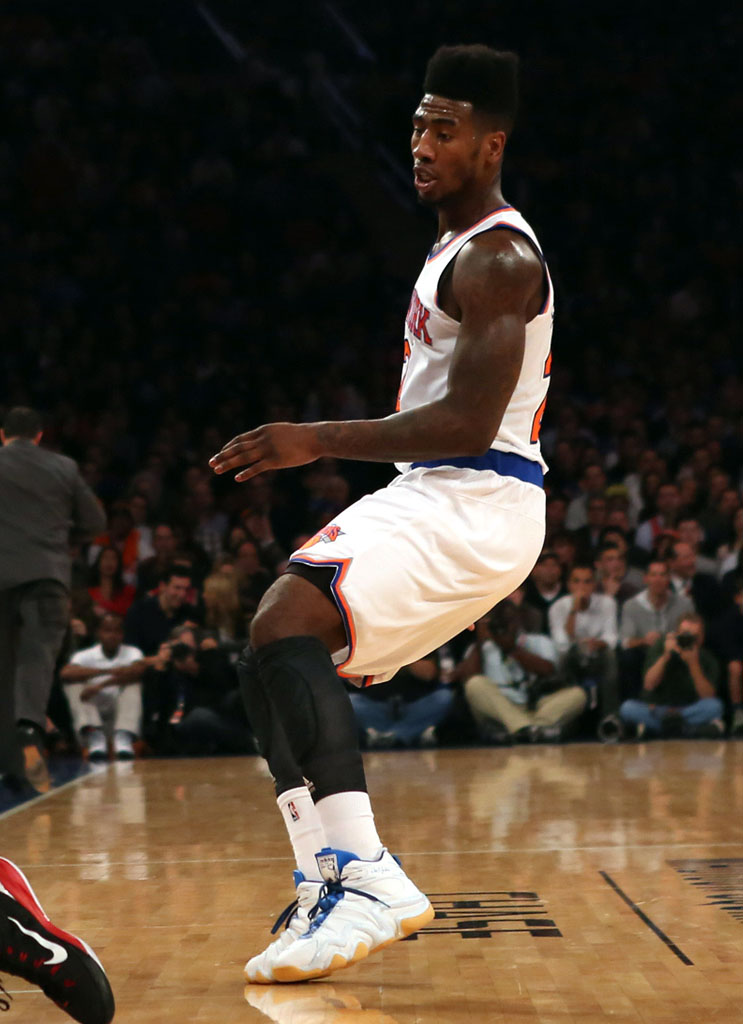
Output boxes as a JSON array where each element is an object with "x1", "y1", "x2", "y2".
[
  {"x1": 423, "y1": 44, "x2": 519, "y2": 131},
  {"x1": 3, "y1": 406, "x2": 42, "y2": 438}
]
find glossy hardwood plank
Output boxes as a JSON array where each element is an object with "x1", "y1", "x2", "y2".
[{"x1": 3, "y1": 742, "x2": 743, "y2": 1022}]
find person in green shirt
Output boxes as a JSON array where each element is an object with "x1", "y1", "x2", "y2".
[{"x1": 618, "y1": 614, "x2": 724, "y2": 738}]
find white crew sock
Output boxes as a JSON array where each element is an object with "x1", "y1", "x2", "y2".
[
  {"x1": 277, "y1": 787, "x2": 327, "y2": 880},
  {"x1": 315, "y1": 790, "x2": 384, "y2": 861}
]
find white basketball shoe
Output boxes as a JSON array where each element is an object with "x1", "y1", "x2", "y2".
[
  {"x1": 245, "y1": 872, "x2": 323, "y2": 984},
  {"x1": 270, "y1": 847, "x2": 434, "y2": 983}
]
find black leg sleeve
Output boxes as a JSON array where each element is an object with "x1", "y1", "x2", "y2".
[
  {"x1": 237, "y1": 647, "x2": 306, "y2": 796},
  {"x1": 254, "y1": 636, "x2": 368, "y2": 801}
]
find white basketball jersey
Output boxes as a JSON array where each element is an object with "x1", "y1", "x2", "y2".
[{"x1": 396, "y1": 204, "x2": 553, "y2": 473}]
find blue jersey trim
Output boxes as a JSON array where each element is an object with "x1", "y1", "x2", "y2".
[{"x1": 410, "y1": 449, "x2": 543, "y2": 487}]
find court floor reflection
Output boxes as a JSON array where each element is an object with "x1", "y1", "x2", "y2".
[{"x1": 245, "y1": 983, "x2": 400, "y2": 1023}]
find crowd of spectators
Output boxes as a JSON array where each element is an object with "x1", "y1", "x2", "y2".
[{"x1": 1, "y1": 4, "x2": 741, "y2": 758}]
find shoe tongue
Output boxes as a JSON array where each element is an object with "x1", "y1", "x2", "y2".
[{"x1": 315, "y1": 847, "x2": 358, "y2": 882}]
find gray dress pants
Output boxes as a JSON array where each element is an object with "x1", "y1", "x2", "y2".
[{"x1": 0, "y1": 580, "x2": 70, "y2": 774}]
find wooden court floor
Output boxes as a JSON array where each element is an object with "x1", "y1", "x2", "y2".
[{"x1": 3, "y1": 741, "x2": 743, "y2": 1023}]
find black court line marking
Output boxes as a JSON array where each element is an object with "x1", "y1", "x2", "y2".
[{"x1": 600, "y1": 871, "x2": 693, "y2": 965}]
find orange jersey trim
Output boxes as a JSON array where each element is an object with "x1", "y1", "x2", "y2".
[
  {"x1": 426, "y1": 205, "x2": 515, "y2": 264},
  {"x1": 288, "y1": 553, "x2": 358, "y2": 676}
]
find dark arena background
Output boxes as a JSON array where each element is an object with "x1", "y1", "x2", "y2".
[{"x1": 1, "y1": 2, "x2": 742, "y2": 1022}]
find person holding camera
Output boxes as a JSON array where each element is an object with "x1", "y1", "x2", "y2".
[
  {"x1": 150, "y1": 625, "x2": 253, "y2": 755},
  {"x1": 618, "y1": 614, "x2": 724, "y2": 738},
  {"x1": 464, "y1": 600, "x2": 587, "y2": 742}
]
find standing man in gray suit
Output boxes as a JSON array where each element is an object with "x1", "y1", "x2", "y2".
[{"x1": 0, "y1": 407, "x2": 105, "y2": 792}]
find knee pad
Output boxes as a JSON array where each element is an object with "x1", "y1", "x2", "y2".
[
  {"x1": 237, "y1": 647, "x2": 272, "y2": 760},
  {"x1": 253, "y1": 638, "x2": 320, "y2": 764},
  {"x1": 237, "y1": 645, "x2": 315, "y2": 792}
]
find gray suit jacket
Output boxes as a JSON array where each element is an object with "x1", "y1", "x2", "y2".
[{"x1": 0, "y1": 439, "x2": 106, "y2": 590}]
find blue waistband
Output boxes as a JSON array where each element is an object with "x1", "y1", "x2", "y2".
[{"x1": 410, "y1": 449, "x2": 544, "y2": 486}]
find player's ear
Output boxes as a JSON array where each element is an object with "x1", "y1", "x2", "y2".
[{"x1": 485, "y1": 130, "x2": 506, "y2": 164}]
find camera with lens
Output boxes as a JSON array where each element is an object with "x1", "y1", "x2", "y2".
[
  {"x1": 676, "y1": 631, "x2": 696, "y2": 651},
  {"x1": 170, "y1": 641, "x2": 196, "y2": 662}
]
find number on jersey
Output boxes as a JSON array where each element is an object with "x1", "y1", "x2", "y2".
[{"x1": 530, "y1": 351, "x2": 552, "y2": 444}]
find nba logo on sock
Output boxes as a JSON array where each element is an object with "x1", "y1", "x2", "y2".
[{"x1": 288, "y1": 801, "x2": 300, "y2": 822}]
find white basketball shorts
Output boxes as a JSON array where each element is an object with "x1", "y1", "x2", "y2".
[{"x1": 288, "y1": 465, "x2": 545, "y2": 685}]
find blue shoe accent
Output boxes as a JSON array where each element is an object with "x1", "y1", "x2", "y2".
[
  {"x1": 302, "y1": 885, "x2": 344, "y2": 937},
  {"x1": 300, "y1": 848, "x2": 389, "y2": 938},
  {"x1": 314, "y1": 846, "x2": 360, "y2": 882},
  {"x1": 270, "y1": 870, "x2": 309, "y2": 935}
]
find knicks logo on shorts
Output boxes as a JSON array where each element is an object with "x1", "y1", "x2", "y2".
[{"x1": 299, "y1": 524, "x2": 344, "y2": 550}]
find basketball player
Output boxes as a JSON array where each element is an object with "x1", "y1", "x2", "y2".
[
  {"x1": 210, "y1": 44, "x2": 553, "y2": 983},
  {"x1": 0, "y1": 857, "x2": 114, "y2": 1023}
]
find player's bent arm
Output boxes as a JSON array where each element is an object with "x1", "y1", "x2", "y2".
[
  {"x1": 311, "y1": 234, "x2": 540, "y2": 460},
  {"x1": 210, "y1": 234, "x2": 542, "y2": 479}
]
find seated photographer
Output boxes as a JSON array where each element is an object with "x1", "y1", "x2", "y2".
[
  {"x1": 150, "y1": 625, "x2": 252, "y2": 755},
  {"x1": 464, "y1": 601, "x2": 586, "y2": 743},
  {"x1": 348, "y1": 651, "x2": 454, "y2": 749},
  {"x1": 618, "y1": 560, "x2": 694, "y2": 700},
  {"x1": 60, "y1": 614, "x2": 147, "y2": 760},
  {"x1": 618, "y1": 614, "x2": 724, "y2": 738},
  {"x1": 548, "y1": 563, "x2": 621, "y2": 741}
]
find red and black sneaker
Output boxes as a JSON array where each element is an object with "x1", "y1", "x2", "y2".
[{"x1": 0, "y1": 858, "x2": 114, "y2": 1023}]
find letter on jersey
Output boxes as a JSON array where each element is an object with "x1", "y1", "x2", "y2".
[{"x1": 405, "y1": 289, "x2": 433, "y2": 346}]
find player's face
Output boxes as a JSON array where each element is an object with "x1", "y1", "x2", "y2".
[{"x1": 411, "y1": 95, "x2": 502, "y2": 206}]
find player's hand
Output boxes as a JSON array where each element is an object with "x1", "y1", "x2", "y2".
[{"x1": 209, "y1": 423, "x2": 322, "y2": 482}]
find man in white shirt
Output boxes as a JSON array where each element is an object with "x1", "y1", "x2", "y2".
[
  {"x1": 464, "y1": 601, "x2": 586, "y2": 742},
  {"x1": 549, "y1": 562, "x2": 620, "y2": 740},
  {"x1": 60, "y1": 613, "x2": 146, "y2": 760}
]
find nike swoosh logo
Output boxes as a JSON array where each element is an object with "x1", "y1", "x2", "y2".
[{"x1": 8, "y1": 918, "x2": 68, "y2": 965}]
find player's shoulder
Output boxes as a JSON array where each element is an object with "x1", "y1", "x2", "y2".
[
  {"x1": 462, "y1": 223, "x2": 542, "y2": 271},
  {"x1": 454, "y1": 224, "x2": 543, "y2": 297}
]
